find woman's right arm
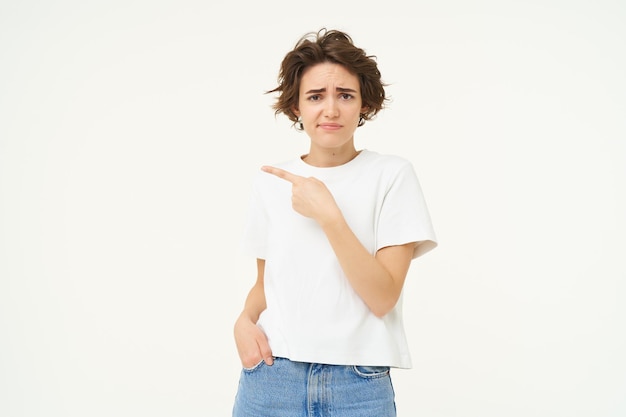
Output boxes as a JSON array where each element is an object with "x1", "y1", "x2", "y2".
[{"x1": 233, "y1": 258, "x2": 274, "y2": 367}]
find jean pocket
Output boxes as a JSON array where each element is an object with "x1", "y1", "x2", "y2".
[
  {"x1": 242, "y1": 359, "x2": 265, "y2": 373},
  {"x1": 351, "y1": 365, "x2": 390, "y2": 379}
]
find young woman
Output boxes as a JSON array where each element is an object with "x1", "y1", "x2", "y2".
[{"x1": 232, "y1": 28, "x2": 437, "y2": 417}]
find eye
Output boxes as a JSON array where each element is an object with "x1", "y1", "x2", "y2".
[
  {"x1": 307, "y1": 94, "x2": 321, "y2": 101},
  {"x1": 340, "y1": 93, "x2": 354, "y2": 100}
]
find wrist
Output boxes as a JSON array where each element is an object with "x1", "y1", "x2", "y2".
[
  {"x1": 318, "y1": 208, "x2": 344, "y2": 228},
  {"x1": 237, "y1": 311, "x2": 256, "y2": 325}
]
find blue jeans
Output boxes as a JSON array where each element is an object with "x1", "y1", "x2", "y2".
[{"x1": 232, "y1": 357, "x2": 397, "y2": 417}]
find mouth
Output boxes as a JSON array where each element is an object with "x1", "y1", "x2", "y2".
[{"x1": 318, "y1": 123, "x2": 342, "y2": 130}]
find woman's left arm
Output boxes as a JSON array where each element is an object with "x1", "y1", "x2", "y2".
[
  {"x1": 322, "y1": 216, "x2": 415, "y2": 317},
  {"x1": 320, "y1": 215, "x2": 415, "y2": 318},
  {"x1": 261, "y1": 165, "x2": 415, "y2": 318}
]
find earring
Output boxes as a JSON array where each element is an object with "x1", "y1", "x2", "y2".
[
  {"x1": 295, "y1": 117, "x2": 304, "y2": 131},
  {"x1": 357, "y1": 114, "x2": 366, "y2": 127}
]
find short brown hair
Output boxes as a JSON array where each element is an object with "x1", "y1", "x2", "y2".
[{"x1": 267, "y1": 28, "x2": 388, "y2": 126}]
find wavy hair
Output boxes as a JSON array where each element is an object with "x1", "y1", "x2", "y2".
[{"x1": 267, "y1": 28, "x2": 388, "y2": 126}]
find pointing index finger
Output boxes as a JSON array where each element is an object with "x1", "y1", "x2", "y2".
[{"x1": 261, "y1": 166, "x2": 302, "y2": 184}]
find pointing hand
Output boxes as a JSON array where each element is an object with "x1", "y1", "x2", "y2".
[{"x1": 261, "y1": 166, "x2": 341, "y2": 225}]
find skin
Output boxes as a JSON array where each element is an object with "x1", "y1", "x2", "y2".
[
  {"x1": 292, "y1": 62, "x2": 366, "y2": 167},
  {"x1": 234, "y1": 62, "x2": 416, "y2": 368}
]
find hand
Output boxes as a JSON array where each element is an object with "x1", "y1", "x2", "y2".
[
  {"x1": 261, "y1": 166, "x2": 341, "y2": 225},
  {"x1": 234, "y1": 315, "x2": 273, "y2": 368}
]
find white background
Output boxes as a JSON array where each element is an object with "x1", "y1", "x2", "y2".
[{"x1": 1, "y1": 1, "x2": 625, "y2": 416}]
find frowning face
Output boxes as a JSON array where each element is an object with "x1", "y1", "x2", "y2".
[{"x1": 294, "y1": 62, "x2": 368, "y2": 159}]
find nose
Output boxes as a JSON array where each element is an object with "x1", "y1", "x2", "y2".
[{"x1": 324, "y1": 98, "x2": 339, "y2": 118}]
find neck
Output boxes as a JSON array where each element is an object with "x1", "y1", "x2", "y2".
[{"x1": 303, "y1": 144, "x2": 360, "y2": 168}]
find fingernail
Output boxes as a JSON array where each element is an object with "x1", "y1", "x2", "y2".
[{"x1": 265, "y1": 357, "x2": 274, "y2": 366}]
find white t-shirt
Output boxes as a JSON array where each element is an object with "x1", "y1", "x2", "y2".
[{"x1": 241, "y1": 149, "x2": 437, "y2": 368}]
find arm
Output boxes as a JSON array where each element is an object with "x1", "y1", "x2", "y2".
[
  {"x1": 261, "y1": 166, "x2": 415, "y2": 318},
  {"x1": 233, "y1": 258, "x2": 274, "y2": 367},
  {"x1": 321, "y1": 215, "x2": 414, "y2": 317}
]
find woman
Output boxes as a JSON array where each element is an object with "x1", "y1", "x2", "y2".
[{"x1": 233, "y1": 28, "x2": 437, "y2": 417}]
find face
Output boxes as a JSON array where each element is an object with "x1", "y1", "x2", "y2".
[{"x1": 294, "y1": 62, "x2": 367, "y2": 155}]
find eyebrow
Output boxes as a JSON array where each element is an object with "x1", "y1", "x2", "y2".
[{"x1": 304, "y1": 87, "x2": 358, "y2": 94}]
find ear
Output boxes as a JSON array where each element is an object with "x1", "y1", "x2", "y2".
[
  {"x1": 360, "y1": 105, "x2": 370, "y2": 114},
  {"x1": 292, "y1": 106, "x2": 300, "y2": 117}
]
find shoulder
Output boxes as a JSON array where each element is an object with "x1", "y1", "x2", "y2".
[
  {"x1": 360, "y1": 150, "x2": 415, "y2": 176},
  {"x1": 362, "y1": 149, "x2": 411, "y2": 165}
]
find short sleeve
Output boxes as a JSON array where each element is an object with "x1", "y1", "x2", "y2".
[{"x1": 376, "y1": 161, "x2": 437, "y2": 259}]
